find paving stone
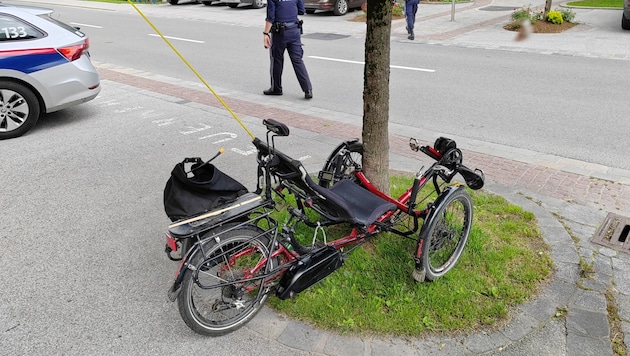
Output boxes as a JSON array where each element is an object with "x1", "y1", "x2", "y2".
[
  {"x1": 276, "y1": 320, "x2": 322, "y2": 352},
  {"x1": 543, "y1": 278, "x2": 579, "y2": 305},
  {"x1": 566, "y1": 307, "x2": 610, "y2": 338},
  {"x1": 592, "y1": 271, "x2": 614, "y2": 287},
  {"x1": 519, "y1": 296, "x2": 559, "y2": 322},
  {"x1": 566, "y1": 332, "x2": 613, "y2": 356},
  {"x1": 615, "y1": 293, "x2": 630, "y2": 320},
  {"x1": 577, "y1": 244, "x2": 595, "y2": 259},
  {"x1": 579, "y1": 277, "x2": 608, "y2": 293},
  {"x1": 322, "y1": 333, "x2": 365, "y2": 356},
  {"x1": 368, "y1": 337, "x2": 422, "y2": 356},
  {"x1": 598, "y1": 247, "x2": 618, "y2": 257},
  {"x1": 572, "y1": 290, "x2": 607, "y2": 312},
  {"x1": 593, "y1": 254, "x2": 614, "y2": 277},
  {"x1": 554, "y1": 261, "x2": 580, "y2": 283},
  {"x1": 612, "y1": 268, "x2": 630, "y2": 295},
  {"x1": 541, "y1": 225, "x2": 572, "y2": 245},
  {"x1": 549, "y1": 244, "x2": 579, "y2": 264},
  {"x1": 622, "y1": 321, "x2": 630, "y2": 353},
  {"x1": 499, "y1": 312, "x2": 539, "y2": 341},
  {"x1": 245, "y1": 306, "x2": 290, "y2": 340},
  {"x1": 613, "y1": 256, "x2": 630, "y2": 271},
  {"x1": 483, "y1": 318, "x2": 567, "y2": 356},
  {"x1": 413, "y1": 339, "x2": 469, "y2": 356},
  {"x1": 462, "y1": 330, "x2": 510, "y2": 354},
  {"x1": 561, "y1": 204, "x2": 607, "y2": 228}
]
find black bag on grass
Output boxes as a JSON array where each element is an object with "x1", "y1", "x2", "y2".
[{"x1": 163, "y1": 157, "x2": 248, "y2": 221}]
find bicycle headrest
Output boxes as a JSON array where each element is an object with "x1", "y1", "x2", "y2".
[{"x1": 263, "y1": 119, "x2": 290, "y2": 137}]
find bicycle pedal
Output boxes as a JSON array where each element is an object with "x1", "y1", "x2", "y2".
[{"x1": 412, "y1": 268, "x2": 426, "y2": 282}]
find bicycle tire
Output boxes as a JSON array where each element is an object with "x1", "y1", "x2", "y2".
[
  {"x1": 177, "y1": 225, "x2": 274, "y2": 336},
  {"x1": 415, "y1": 187, "x2": 472, "y2": 281},
  {"x1": 319, "y1": 141, "x2": 363, "y2": 188}
]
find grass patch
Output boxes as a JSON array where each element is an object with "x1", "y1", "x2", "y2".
[
  {"x1": 566, "y1": 0, "x2": 623, "y2": 8},
  {"x1": 269, "y1": 175, "x2": 553, "y2": 336}
]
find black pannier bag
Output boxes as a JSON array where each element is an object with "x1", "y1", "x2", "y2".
[{"x1": 163, "y1": 157, "x2": 248, "y2": 222}]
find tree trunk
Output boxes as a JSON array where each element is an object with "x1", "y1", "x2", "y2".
[
  {"x1": 544, "y1": 0, "x2": 552, "y2": 15},
  {"x1": 362, "y1": 0, "x2": 392, "y2": 195}
]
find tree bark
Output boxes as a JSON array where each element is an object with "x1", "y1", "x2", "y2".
[
  {"x1": 362, "y1": 0, "x2": 392, "y2": 195},
  {"x1": 544, "y1": 0, "x2": 552, "y2": 15}
]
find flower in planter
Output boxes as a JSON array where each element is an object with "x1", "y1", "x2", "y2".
[
  {"x1": 392, "y1": 2, "x2": 404, "y2": 17},
  {"x1": 546, "y1": 10, "x2": 563, "y2": 24}
]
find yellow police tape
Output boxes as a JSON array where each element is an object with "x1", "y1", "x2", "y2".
[{"x1": 125, "y1": 0, "x2": 255, "y2": 140}]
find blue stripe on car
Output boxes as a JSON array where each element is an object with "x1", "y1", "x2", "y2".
[{"x1": 0, "y1": 48, "x2": 67, "y2": 74}]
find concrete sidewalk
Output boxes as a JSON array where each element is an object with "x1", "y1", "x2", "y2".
[{"x1": 13, "y1": 0, "x2": 630, "y2": 354}]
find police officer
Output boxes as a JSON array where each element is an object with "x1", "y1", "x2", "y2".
[
  {"x1": 405, "y1": 0, "x2": 419, "y2": 40},
  {"x1": 263, "y1": 0, "x2": 313, "y2": 99}
]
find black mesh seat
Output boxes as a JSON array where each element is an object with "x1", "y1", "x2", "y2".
[{"x1": 306, "y1": 177, "x2": 397, "y2": 227}]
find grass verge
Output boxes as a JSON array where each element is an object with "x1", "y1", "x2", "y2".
[
  {"x1": 268, "y1": 175, "x2": 553, "y2": 336},
  {"x1": 566, "y1": 0, "x2": 623, "y2": 8}
]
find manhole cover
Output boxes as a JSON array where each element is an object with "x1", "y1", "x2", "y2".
[
  {"x1": 592, "y1": 213, "x2": 630, "y2": 253},
  {"x1": 479, "y1": 6, "x2": 516, "y2": 11},
  {"x1": 302, "y1": 33, "x2": 350, "y2": 41}
]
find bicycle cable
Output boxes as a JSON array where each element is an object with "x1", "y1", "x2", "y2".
[{"x1": 125, "y1": 1, "x2": 255, "y2": 141}]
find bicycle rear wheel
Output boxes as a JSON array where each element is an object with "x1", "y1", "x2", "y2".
[
  {"x1": 319, "y1": 141, "x2": 363, "y2": 188},
  {"x1": 415, "y1": 187, "x2": 472, "y2": 281},
  {"x1": 177, "y1": 225, "x2": 274, "y2": 336}
]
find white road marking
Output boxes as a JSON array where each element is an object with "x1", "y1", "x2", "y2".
[
  {"x1": 148, "y1": 34, "x2": 205, "y2": 44},
  {"x1": 308, "y1": 55, "x2": 436, "y2": 73},
  {"x1": 71, "y1": 22, "x2": 102, "y2": 29}
]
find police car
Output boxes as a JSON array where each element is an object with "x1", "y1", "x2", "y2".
[{"x1": 0, "y1": 4, "x2": 101, "y2": 140}]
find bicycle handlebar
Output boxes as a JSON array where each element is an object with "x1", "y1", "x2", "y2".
[{"x1": 409, "y1": 137, "x2": 484, "y2": 190}]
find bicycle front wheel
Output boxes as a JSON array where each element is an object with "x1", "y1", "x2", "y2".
[
  {"x1": 177, "y1": 226, "x2": 274, "y2": 336},
  {"x1": 416, "y1": 187, "x2": 472, "y2": 281}
]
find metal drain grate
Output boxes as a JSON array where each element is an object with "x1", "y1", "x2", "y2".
[{"x1": 592, "y1": 213, "x2": 630, "y2": 253}]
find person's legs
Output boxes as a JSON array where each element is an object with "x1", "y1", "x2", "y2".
[
  {"x1": 405, "y1": 0, "x2": 418, "y2": 39},
  {"x1": 267, "y1": 33, "x2": 286, "y2": 93},
  {"x1": 285, "y1": 29, "x2": 312, "y2": 96}
]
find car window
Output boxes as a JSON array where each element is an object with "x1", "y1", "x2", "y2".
[
  {"x1": 0, "y1": 13, "x2": 45, "y2": 41},
  {"x1": 40, "y1": 15, "x2": 85, "y2": 38}
]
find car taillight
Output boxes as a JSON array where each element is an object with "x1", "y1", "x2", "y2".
[{"x1": 57, "y1": 38, "x2": 89, "y2": 62}]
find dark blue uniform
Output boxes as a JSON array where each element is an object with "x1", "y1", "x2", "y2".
[
  {"x1": 265, "y1": 0, "x2": 312, "y2": 98},
  {"x1": 405, "y1": 0, "x2": 419, "y2": 40}
]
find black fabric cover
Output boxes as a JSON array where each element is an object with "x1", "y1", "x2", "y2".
[{"x1": 163, "y1": 158, "x2": 248, "y2": 221}]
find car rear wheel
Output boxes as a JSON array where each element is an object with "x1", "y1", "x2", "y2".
[
  {"x1": 202, "y1": 0, "x2": 213, "y2": 4},
  {"x1": 168, "y1": 0, "x2": 179, "y2": 4},
  {"x1": 333, "y1": 0, "x2": 348, "y2": 15},
  {"x1": 0, "y1": 81, "x2": 40, "y2": 140},
  {"x1": 623, "y1": 13, "x2": 630, "y2": 30},
  {"x1": 306, "y1": 9, "x2": 316, "y2": 14},
  {"x1": 251, "y1": 0, "x2": 265, "y2": 8}
]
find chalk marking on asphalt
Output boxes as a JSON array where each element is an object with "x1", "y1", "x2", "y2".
[
  {"x1": 148, "y1": 34, "x2": 204, "y2": 44},
  {"x1": 71, "y1": 22, "x2": 102, "y2": 29},
  {"x1": 308, "y1": 56, "x2": 436, "y2": 73}
]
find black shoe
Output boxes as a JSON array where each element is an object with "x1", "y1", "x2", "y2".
[
  {"x1": 408, "y1": 30, "x2": 414, "y2": 40},
  {"x1": 263, "y1": 88, "x2": 282, "y2": 96},
  {"x1": 304, "y1": 90, "x2": 313, "y2": 99}
]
